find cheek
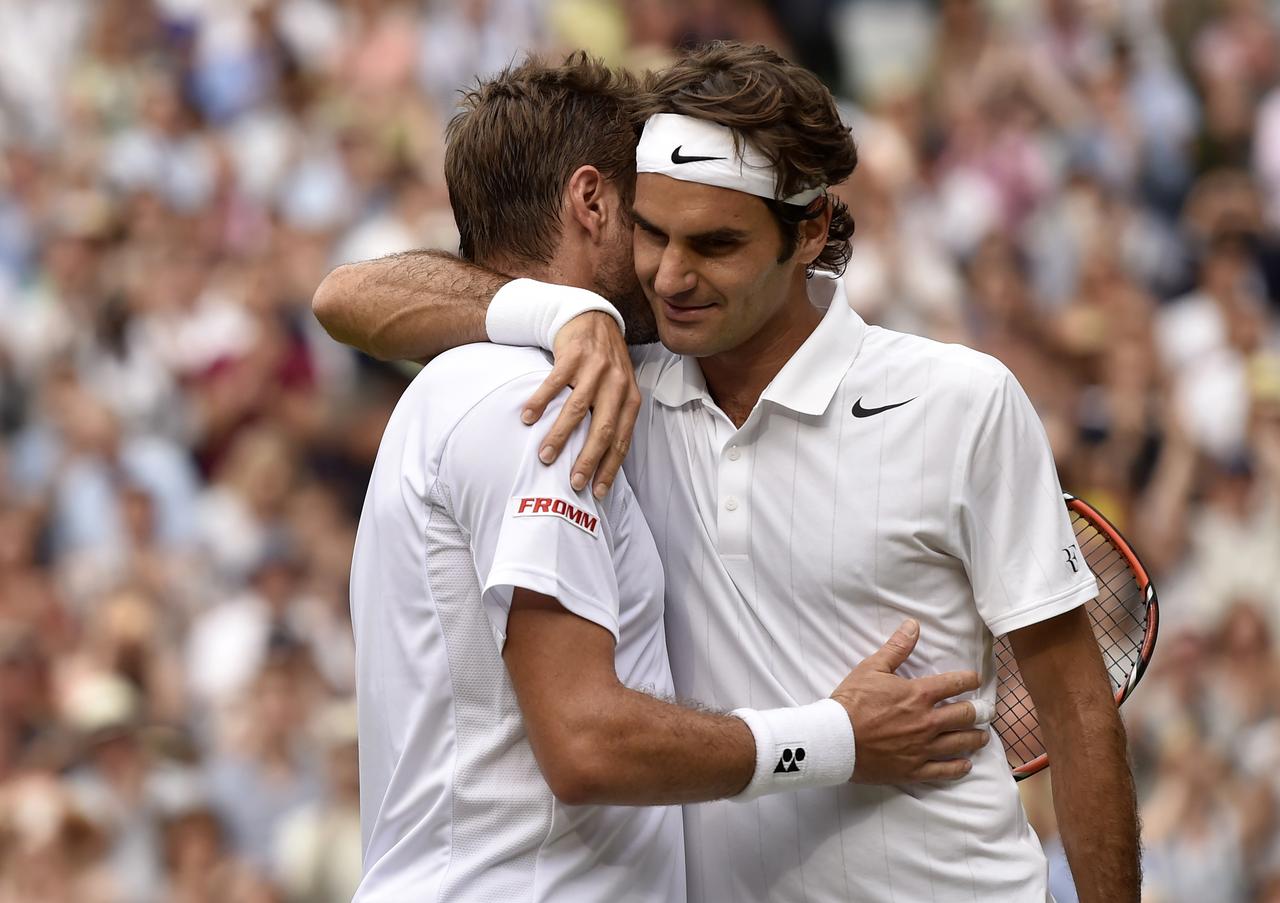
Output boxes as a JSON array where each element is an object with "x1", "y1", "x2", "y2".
[
  {"x1": 632, "y1": 234, "x2": 661, "y2": 285},
  {"x1": 706, "y1": 251, "x2": 777, "y2": 309}
]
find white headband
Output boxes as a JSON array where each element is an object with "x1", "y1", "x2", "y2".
[{"x1": 635, "y1": 113, "x2": 825, "y2": 206}]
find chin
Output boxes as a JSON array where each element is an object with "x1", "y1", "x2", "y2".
[{"x1": 656, "y1": 322, "x2": 717, "y2": 357}]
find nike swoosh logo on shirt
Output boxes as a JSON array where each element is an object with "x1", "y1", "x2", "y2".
[
  {"x1": 851, "y1": 396, "x2": 916, "y2": 418},
  {"x1": 670, "y1": 146, "x2": 726, "y2": 165}
]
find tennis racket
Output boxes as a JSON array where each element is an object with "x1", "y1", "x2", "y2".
[{"x1": 993, "y1": 492, "x2": 1159, "y2": 780}]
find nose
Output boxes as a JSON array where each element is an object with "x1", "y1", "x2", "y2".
[{"x1": 653, "y1": 246, "x2": 697, "y2": 301}]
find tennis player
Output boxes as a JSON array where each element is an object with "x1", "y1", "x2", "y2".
[
  {"x1": 346, "y1": 54, "x2": 991, "y2": 903},
  {"x1": 323, "y1": 45, "x2": 1139, "y2": 902}
]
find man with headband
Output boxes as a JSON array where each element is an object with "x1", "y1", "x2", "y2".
[{"x1": 322, "y1": 44, "x2": 1139, "y2": 902}]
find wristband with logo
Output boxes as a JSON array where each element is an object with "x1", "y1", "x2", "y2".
[
  {"x1": 729, "y1": 698, "x2": 855, "y2": 802},
  {"x1": 485, "y1": 278, "x2": 625, "y2": 351}
]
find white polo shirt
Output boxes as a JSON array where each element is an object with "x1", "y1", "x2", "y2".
[
  {"x1": 626, "y1": 277, "x2": 1097, "y2": 903},
  {"x1": 350, "y1": 343, "x2": 684, "y2": 902}
]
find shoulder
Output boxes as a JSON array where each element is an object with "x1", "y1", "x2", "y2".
[
  {"x1": 416, "y1": 343, "x2": 553, "y2": 398},
  {"x1": 398, "y1": 343, "x2": 554, "y2": 427},
  {"x1": 855, "y1": 326, "x2": 1015, "y2": 407},
  {"x1": 373, "y1": 343, "x2": 556, "y2": 483}
]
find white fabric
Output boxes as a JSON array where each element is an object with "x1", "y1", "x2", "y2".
[
  {"x1": 730, "y1": 698, "x2": 855, "y2": 802},
  {"x1": 624, "y1": 275, "x2": 1095, "y2": 902},
  {"x1": 350, "y1": 343, "x2": 682, "y2": 902},
  {"x1": 636, "y1": 113, "x2": 825, "y2": 205},
  {"x1": 486, "y1": 278, "x2": 625, "y2": 349},
  {"x1": 1155, "y1": 290, "x2": 1251, "y2": 458}
]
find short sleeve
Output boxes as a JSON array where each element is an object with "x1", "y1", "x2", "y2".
[
  {"x1": 954, "y1": 368, "x2": 1099, "y2": 637},
  {"x1": 443, "y1": 375, "x2": 621, "y2": 650}
]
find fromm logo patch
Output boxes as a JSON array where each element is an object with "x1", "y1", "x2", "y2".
[{"x1": 512, "y1": 496, "x2": 600, "y2": 537}]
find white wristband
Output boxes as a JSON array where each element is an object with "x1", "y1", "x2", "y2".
[
  {"x1": 485, "y1": 278, "x2": 625, "y2": 351},
  {"x1": 730, "y1": 698, "x2": 855, "y2": 802}
]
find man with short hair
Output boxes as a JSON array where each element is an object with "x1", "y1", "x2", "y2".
[{"x1": 345, "y1": 52, "x2": 989, "y2": 903}]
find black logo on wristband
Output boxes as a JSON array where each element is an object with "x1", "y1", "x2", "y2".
[{"x1": 773, "y1": 746, "x2": 806, "y2": 774}]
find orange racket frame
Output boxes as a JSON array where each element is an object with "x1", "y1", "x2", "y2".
[{"x1": 998, "y1": 493, "x2": 1160, "y2": 781}]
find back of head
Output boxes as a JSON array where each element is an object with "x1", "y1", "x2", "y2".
[
  {"x1": 636, "y1": 42, "x2": 859, "y2": 275},
  {"x1": 445, "y1": 52, "x2": 640, "y2": 269}
]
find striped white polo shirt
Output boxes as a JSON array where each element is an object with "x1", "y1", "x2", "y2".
[
  {"x1": 625, "y1": 276, "x2": 1097, "y2": 902},
  {"x1": 350, "y1": 343, "x2": 684, "y2": 902}
]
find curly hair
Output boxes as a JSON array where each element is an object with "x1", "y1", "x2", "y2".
[
  {"x1": 635, "y1": 42, "x2": 858, "y2": 275},
  {"x1": 445, "y1": 52, "x2": 641, "y2": 267}
]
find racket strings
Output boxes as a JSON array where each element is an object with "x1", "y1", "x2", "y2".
[{"x1": 992, "y1": 511, "x2": 1148, "y2": 771}]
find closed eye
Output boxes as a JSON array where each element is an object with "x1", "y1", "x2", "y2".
[
  {"x1": 692, "y1": 236, "x2": 742, "y2": 255},
  {"x1": 635, "y1": 219, "x2": 665, "y2": 239},
  {"x1": 631, "y1": 210, "x2": 666, "y2": 240}
]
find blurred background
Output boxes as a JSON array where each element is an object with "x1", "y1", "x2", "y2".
[{"x1": 0, "y1": 0, "x2": 1277, "y2": 900}]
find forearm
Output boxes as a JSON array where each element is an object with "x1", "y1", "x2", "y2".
[
  {"x1": 1046, "y1": 703, "x2": 1140, "y2": 903},
  {"x1": 505, "y1": 592, "x2": 754, "y2": 805},
  {"x1": 507, "y1": 591, "x2": 852, "y2": 806},
  {"x1": 555, "y1": 687, "x2": 755, "y2": 806},
  {"x1": 1011, "y1": 608, "x2": 1140, "y2": 901},
  {"x1": 311, "y1": 249, "x2": 508, "y2": 361}
]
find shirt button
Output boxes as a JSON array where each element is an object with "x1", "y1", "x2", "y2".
[
  {"x1": 724, "y1": 497, "x2": 739, "y2": 511},
  {"x1": 727, "y1": 446, "x2": 741, "y2": 461}
]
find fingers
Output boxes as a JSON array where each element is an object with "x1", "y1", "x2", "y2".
[
  {"x1": 523, "y1": 365, "x2": 574, "y2": 431},
  {"x1": 522, "y1": 313, "x2": 636, "y2": 492},
  {"x1": 591, "y1": 390, "x2": 641, "y2": 500},
  {"x1": 931, "y1": 699, "x2": 981, "y2": 732},
  {"x1": 539, "y1": 385, "x2": 598, "y2": 483},
  {"x1": 565, "y1": 386, "x2": 619, "y2": 494},
  {"x1": 911, "y1": 758, "x2": 974, "y2": 782},
  {"x1": 915, "y1": 669, "x2": 980, "y2": 705},
  {"x1": 862, "y1": 619, "x2": 920, "y2": 674},
  {"x1": 569, "y1": 381, "x2": 641, "y2": 498},
  {"x1": 926, "y1": 729, "x2": 989, "y2": 759}
]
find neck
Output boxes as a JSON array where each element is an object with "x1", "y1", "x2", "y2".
[
  {"x1": 699, "y1": 272, "x2": 822, "y2": 427},
  {"x1": 486, "y1": 245, "x2": 594, "y2": 291}
]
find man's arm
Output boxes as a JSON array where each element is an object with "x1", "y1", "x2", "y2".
[
  {"x1": 312, "y1": 250, "x2": 638, "y2": 498},
  {"x1": 312, "y1": 250, "x2": 504, "y2": 362},
  {"x1": 505, "y1": 591, "x2": 989, "y2": 806},
  {"x1": 1009, "y1": 607, "x2": 1140, "y2": 903},
  {"x1": 504, "y1": 588, "x2": 753, "y2": 804}
]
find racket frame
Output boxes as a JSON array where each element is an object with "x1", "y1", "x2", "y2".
[{"x1": 1007, "y1": 493, "x2": 1160, "y2": 780}]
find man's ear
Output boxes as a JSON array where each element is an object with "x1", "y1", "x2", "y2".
[
  {"x1": 565, "y1": 165, "x2": 614, "y2": 243},
  {"x1": 795, "y1": 199, "x2": 834, "y2": 269}
]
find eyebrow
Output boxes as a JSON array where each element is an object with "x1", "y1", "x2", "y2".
[{"x1": 630, "y1": 208, "x2": 750, "y2": 244}]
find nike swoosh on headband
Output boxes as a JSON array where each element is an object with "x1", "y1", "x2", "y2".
[{"x1": 671, "y1": 146, "x2": 727, "y2": 165}]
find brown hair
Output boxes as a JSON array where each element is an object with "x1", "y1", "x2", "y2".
[
  {"x1": 445, "y1": 52, "x2": 640, "y2": 267},
  {"x1": 636, "y1": 43, "x2": 858, "y2": 275}
]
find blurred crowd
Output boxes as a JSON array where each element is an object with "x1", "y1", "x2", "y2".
[{"x1": 0, "y1": 0, "x2": 1278, "y2": 901}]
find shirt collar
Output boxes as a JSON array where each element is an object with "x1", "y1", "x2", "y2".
[
  {"x1": 651, "y1": 350, "x2": 709, "y2": 408},
  {"x1": 651, "y1": 274, "x2": 867, "y2": 417}
]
